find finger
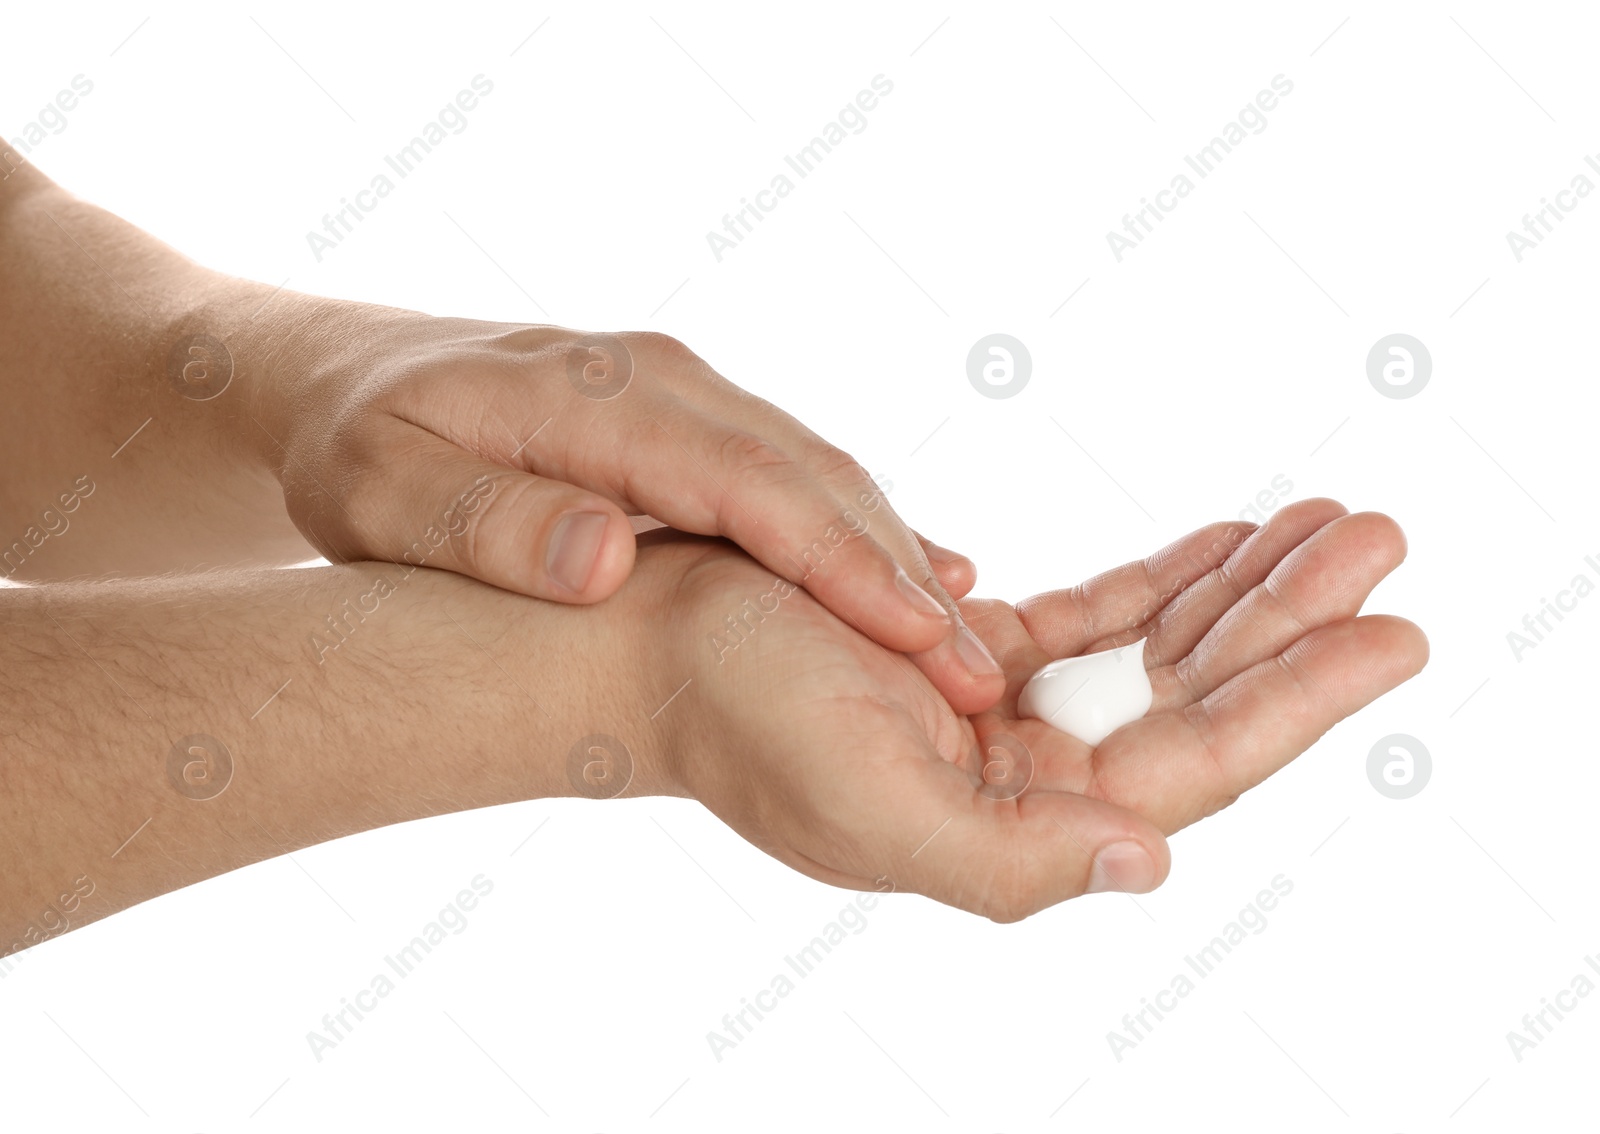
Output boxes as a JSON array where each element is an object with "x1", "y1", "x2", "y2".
[
  {"x1": 607, "y1": 405, "x2": 1005, "y2": 691},
  {"x1": 1014, "y1": 520, "x2": 1257, "y2": 659},
  {"x1": 1121, "y1": 498, "x2": 1350, "y2": 666},
  {"x1": 1089, "y1": 615, "x2": 1429, "y2": 834},
  {"x1": 953, "y1": 596, "x2": 1052, "y2": 706},
  {"x1": 469, "y1": 343, "x2": 999, "y2": 707},
  {"x1": 677, "y1": 381, "x2": 1003, "y2": 710},
  {"x1": 787, "y1": 747, "x2": 1172, "y2": 920},
  {"x1": 916, "y1": 531, "x2": 977, "y2": 599},
  {"x1": 330, "y1": 427, "x2": 635, "y2": 602},
  {"x1": 1155, "y1": 512, "x2": 1408, "y2": 709}
]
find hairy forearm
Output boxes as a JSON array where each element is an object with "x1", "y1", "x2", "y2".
[
  {"x1": 0, "y1": 160, "x2": 330, "y2": 578},
  {"x1": 0, "y1": 559, "x2": 665, "y2": 954}
]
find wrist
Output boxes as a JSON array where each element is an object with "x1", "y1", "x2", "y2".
[
  {"x1": 491, "y1": 546, "x2": 692, "y2": 800},
  {"x1": 601, "y1": 532, "x2": 769, "y2": 803},
  {"x1": 546, "y1": 532, "x2": 743, "y2": 801},
  {"x1": 177, "y1": 275, "x2": 349, "y2": 473}
]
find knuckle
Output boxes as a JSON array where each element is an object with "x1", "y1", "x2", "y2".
[
  {"x1": 625, "y1": 330, "x2": 696, "y2": 366},
  {"x1": 980, "y1": 886, "x2": 1034, "y2": 925},
  {"x1": 810, "y1": 442, "x2": 870, "y2": 484},
  {"x1": 1171, "y1": 653, "x2": 1205, "y2": 704},
  {"x1": 716, "y1": 430, "x2": 792, "y2": 478},
  {"x1": 456, "y1": 470, "x2": 534, "y2": 570},
  {"x1": 617, "y1": 331, "x2": 718, "y2": 398},
  {"x1": 1183, "y1": 698, "x2": 1233, "y2": 800},
  {"x1": 487, "y1": 324, "x2": 565, "y2": 355},
  {"x1": 977, "y1": 861, "x2": 1041, "y2": 924}
]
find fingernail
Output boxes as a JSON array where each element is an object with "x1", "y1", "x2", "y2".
[
  {"x1": 547, "y1": 511, "x2": 609, "y2": 593},
  {"x1": 1086, "y1": 840, "x2": 1157, "y2": 894},
  {"x1": 954, "y1": 622, "x2": 1003, "y2": 679},
  {"x1": 894, "y1": 566, "x2": 950, "y2": 620}
]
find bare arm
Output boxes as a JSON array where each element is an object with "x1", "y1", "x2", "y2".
[
  {"x1": 0, "y1": 553, "x2": 665, "y2": 954},
  {"x1": 0, "y1": 156, "x2": 323, "y2": 577},
  {"x1": 0, "y1": 159, "x2": 1004, "y2": 714},
  {"x1": 2, "y1": 505, "x2": 1426, "y2": 941}
]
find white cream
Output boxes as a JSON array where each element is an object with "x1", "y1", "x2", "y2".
[{"x1": 1018, "y1": 638, "x2": 1154, "y2": 747}]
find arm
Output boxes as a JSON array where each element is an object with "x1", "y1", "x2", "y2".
[
  {"x1": 0, "y1": 551, "x2": 667, "y2": 951},
  {"x1": 0, "y1": 160, "x2": 1001, "y2": 713},
  {"x1": 0, "y1": 155, "x2": 322, "y2": 575},
  {"x1": 4, "y1": 498, "x2": 1426, "y2": 947}
]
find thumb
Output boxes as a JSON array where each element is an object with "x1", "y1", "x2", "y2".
[
  {"x1": 327, "y1": 432, "x2": 636, "y2": 602},
  {"x1": 866, "y1": 758, "x2": 1172, "y2": 922}
]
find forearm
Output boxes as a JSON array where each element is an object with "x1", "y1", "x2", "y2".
[
  {"x1": 0, "y1": 160, "x2": 328, "y2": 577},
  {"x1": 0, "y1": 558, "x2": 666, "y2": 953}
]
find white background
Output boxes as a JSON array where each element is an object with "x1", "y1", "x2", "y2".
[{"x1": 3, "y1": 1, "x2": 1596, "y2": 1130}]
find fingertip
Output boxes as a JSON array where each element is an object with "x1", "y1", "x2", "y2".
[
  {"x1": 1085, "y1": 840, "x2": 1158, "y2": 894},
  {"x1": 544, "y1": 504, "x2": 635, "y2": 602},
  {"x1": 945, "y1": 673, "x2": 1008, "y2": 717},
  {"x1": 1410, "y1": 621, "x2": 1431, "y2": 670},
  {"x1": 1276, "y1": 496, "x2": 1351, "y2": 528},
  {"x1": 931, "y1": 555, "x2": 977, "y2": 599},
  {"x1": 1343, "y1": 509, "x2": 1409, "y2": 566},
  {"x1": 1149, "y1": 832, "x2": 1173, "y2": 888},
  {"x1": 1373, "y1": 613, "x2": 1430, "y2": 676},
  {"x1": 587, "y1": 508, "x2": 638, "y2": 600},
  {"x1": 916, "y1": 534, "x2": 978, "y2": 598}
]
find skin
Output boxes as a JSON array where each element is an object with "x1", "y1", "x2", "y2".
[
  {"x1": 0, "y1": 157, "x2": 1003, "y2": 714},
  {"x1": 662, "y1": 499, "x2": 1426, "y2": 917},
  {"x1": 0, "y1": 499, "x2": 1426, "y2": 949},
  {"x1": 0, "y1": 156, "x2": 1429, "y2": 941}
]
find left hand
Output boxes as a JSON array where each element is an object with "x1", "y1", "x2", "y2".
[{"x1": 643, "y1": 496, "x2": 1426, "y2": 920}]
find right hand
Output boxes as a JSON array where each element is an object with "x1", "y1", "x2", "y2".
[{"x1": 232, "y1": 297, "x2": 1002, "y2": 713}]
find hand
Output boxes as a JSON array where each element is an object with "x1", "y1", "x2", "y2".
[
  {"x1": 640, "y1": 498, "x2": 1427, "y2": 921},
  {"x1": 234, "y1": 299, "x2": 1002, "y2": 713}
]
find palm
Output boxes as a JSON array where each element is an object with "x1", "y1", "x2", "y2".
[{"x1": 670, "y1": 498, "x2": 1427, "y2": 920}]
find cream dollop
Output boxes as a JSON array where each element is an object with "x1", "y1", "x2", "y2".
[{"x1": 1017, "y1": 638, "x2": 1154, "y2": 746}]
